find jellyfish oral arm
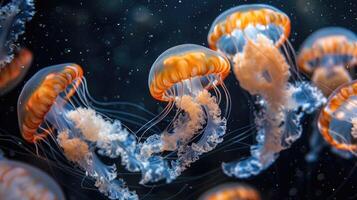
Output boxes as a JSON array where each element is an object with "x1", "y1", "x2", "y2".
[{"x1": 170, "y1": 90, "x2": 226, "y2": 177}]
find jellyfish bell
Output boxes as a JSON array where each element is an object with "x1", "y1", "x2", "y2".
[
  {"x1": 0, "y1": 48, "x2": 33, "y2": 95},
  {"x1": 0, "y1": 159, "x2": 65, "y2": 200},
  {"x1": 198, "y1": 183, "x2": 261, "y2": 200},
  {"x1": 144, "y1": 44, "x2": 230, "y2": 178},
  {"x1": 318, "y1": 79, "x2": 357, "y2": 154},
  {"x1": 208, "y1": 4, "x2": 291, "y2": 58},
  {"x1": 298, "y1": 27, "x2": 357, "y2": 75}
]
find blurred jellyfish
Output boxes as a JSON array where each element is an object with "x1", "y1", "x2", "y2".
[
  {"x1": 143, "y1": 44, "x2": 230, "y2": 181},
  {"x1": 298, "y1": 27, "x2": 357, "y2": 96},
  {"x1": 0, "y1": 48, "x2": 32, "y2": 95},
  {"x1": 318, "y1": 80, "x2": 357, "y2": 157},
  {"x1": 0, "y1": 0, "x2": 35, "y2": 66},
  {"x1": 199, "y1": 183, "x2": 261, "y2": 200},
  {"x1": 0, "y1": 158, "x2": 65, "y2": 200},
  {"x1": 17, "y1": 64, "x2": 139, "y2": 200},
  {"x1": 0, "y1": 0, "x2": 35, "y2": 95},
  {"x1": 208, "y1": 4, "x2": 325, "y2": 178},
  {"x1": 298, "y1": 27, "x2": 357, "y2": 161}
]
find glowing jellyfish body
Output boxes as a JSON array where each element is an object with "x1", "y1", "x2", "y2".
[
  {"x1": 318, "y1": 80, "x2": 357, "y2": 155},
  {"x1": 298, "y1": 27, "x2": 357, "y2": 161},
  {"x1": 208, "y1": 4, "x2": 325, "y2": 178},
  {"x1": 0, "y1": 0, "x2": 34, "y2": 95},
  {"x1": 0, "y1": 159, "x2": 65, "y2": 200},
  {"x1": 18, "y1": 64, "x2": 139, "y2": 200},
  {"x1": 144, "y1": 44, "x2": 230, "y2": 181},
  {"x1": 199, "y1": 183, "x2": 261, "y2": 200},
  {"x1": 0, "y1": 48, "x2": 32, "y2": 95}
]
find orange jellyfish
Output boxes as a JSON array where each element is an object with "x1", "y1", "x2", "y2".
[
  {"x1": 17, "y1": 63, "x2": 139, "y2": 199},
  {"x1": 318, "y1": 79, "x2": 357, "y2": 156},
  {"x1": 0, "y1": 48, "x2": 33, "y2": 95},
  {"x1": 0, "y1": 159, "x2": 65, "y2": 200},
  {"x1": 298, "y1": 27, "x2": 357, "y2": 96},
  {"x1": 208, "y1": 4, "x2": 325, "y2": 178},
  {"x1": 298, "y1": 27, "x2": 357, "y2": 161},
  {"x1": 199, "y1": 183, "x2": 261, "y2": 200},
  {"x1": 143, "y1": 44, "x2": 230, "y2": 179}
]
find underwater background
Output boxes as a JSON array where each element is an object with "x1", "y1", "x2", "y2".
[{"x1": 1, "y1": 0, "x2": 357, "y2": 199}]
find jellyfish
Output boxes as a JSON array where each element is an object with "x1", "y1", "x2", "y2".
[
  {"x1": 0, "y1": 0, "x2": 35, "y2": 94},
  {"x1": 143, "y1": 44, "x2": 230, "y2": 180},
  {"x1": 297, "y1": 27, "x2": 357, "y2": 161},
  {"x1": 198, "y1": 183, "x2": 261, "y2": 200},
  {"x1": 317, "y1": 79, "x2": 357, "y2": 157},
  {"x1": 17, "y1": 63, "x2": 140, "y2": 200},
  {"x1": 0, "y1": 158, "x2": 65, "y2": 200},
  {"x1": 208, "y1": 4, "x2": 325, "y2": 178},
  {"x1": 0, "y1": 0, "x2": 35, "y2": 66},
  {"x1": 0, "y1": 48, "x2": 32, "y2": 95}
]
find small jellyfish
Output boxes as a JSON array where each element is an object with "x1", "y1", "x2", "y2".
[
  {"x1": 0, "y1": 159, "x2": 65, "y2": 200},
  {"x1": 208, "y1": 4, "x2": 325, "y2": 178},
  {"x1": 199, "y1": 183, "x2": 261, "y2": 200},
  {"x1": 143, "y1": 44, "x2": 230, "y2": 181},
  {"x1": 0, "y1": 48, "x2": 32, "y2": 95},
  {"x1": 0, "y1": 0, "x2": 35, "y2": 66},
  {"x1": 298, "y1": 27, "x2": 357, "y2": 96},
  {"x1": 318, "y1": 80, "x2": 357, "y2": 156},
  {"x1": 297, "y1": 27, "x2": 357, "y2": 161},
  {"x1": 17, "y1": 64, "x2": 139, "y2": 200}
]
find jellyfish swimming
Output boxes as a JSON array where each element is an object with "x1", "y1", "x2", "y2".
[
  {"x1": 141, "y1": 44, "x2": 230, "y2": 180},
  {"x1": 0, "y1": 0, "x2": 35, "y2": 66},
  {"x1": 318, "y1": 79, "x2": 357, "y2": 156},
  {"x1": 17, "y1": 63, "x2": 140, "y2": 200},
  {"x1": 297, "y1": 27, "x2": 357, "y2": 161},
  {"x1": 208, "y1": 4, "x2": 325, "y2": 178},
  {"x1": 0, "y1": 158, "x2": 65, "y2": 200},
  {"x1": 0, "y1": 48, "x2": 32, "y2": 95},
  {"x1": 198, "y1": 183, "x2": 261, "y2": 200}
]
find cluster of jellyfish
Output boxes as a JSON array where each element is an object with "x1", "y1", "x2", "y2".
[
  {"x1": 17, "y1": 46, "x2": 230, "y2": 199},
  {"x1": 297, "y1": 27, "x2": 357, "y2": 161},
  {"x1": 2, "y1": 1, "x2": 357, "y2": 200}
]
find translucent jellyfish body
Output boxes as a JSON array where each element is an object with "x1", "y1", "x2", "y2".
[
  {"x1": 18, "y1": 64, "x2": 139, "y2": 200},
  {"x1": 0, "y1": 48, "x2": 32, "y2": 95},
  {"x1": 199, "y1": 183, "x2": 261, "y2": 200},
  {"x1": 208, "y1": 4, "x2": 325, "y2": 178},
  {"x1": 144, "y1": 44, "x2": 230, "y2": 180},
  {"x1": 0, "y1": 159, "x2": 65, "y2": 200},
  {"x1": 298, "y1": 27, "x2": 357, "y2": 161},
  {"x1": 318, "y1": 80, "x2": 357, "y2": 155}
]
